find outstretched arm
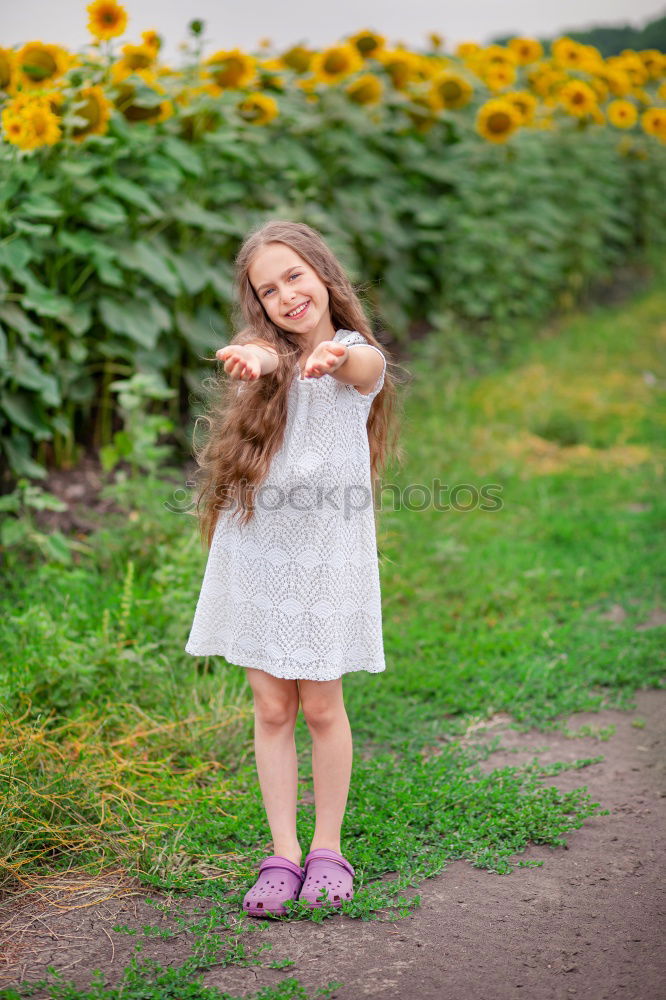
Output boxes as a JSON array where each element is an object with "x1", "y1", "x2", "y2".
[{"x1": 303, "y1": 341, "x2": 384, "y2": 394}]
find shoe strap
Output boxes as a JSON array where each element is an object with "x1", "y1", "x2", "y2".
[
  {"x1": 258, "y1": 855, "x2": 304, "y2": 878},
  {"x1": 304, "y1": 848, "x2": 355, "y2": 877}
]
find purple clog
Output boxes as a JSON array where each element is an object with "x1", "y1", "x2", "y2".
[
  {"x1": 242, "y1": 855, "x2": 305, "y2": 917},
  {"x1": 298, "y1": 848, "x2": 355, "y2": 908}
]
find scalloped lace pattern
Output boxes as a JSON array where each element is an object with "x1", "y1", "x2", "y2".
[{"x1": 184, "y1": 329, "x2": 387, "y2": 680}]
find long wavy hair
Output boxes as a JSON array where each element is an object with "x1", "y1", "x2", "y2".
[{"x1": 189, "y1": 219, "x2": 405, "y2": 549}]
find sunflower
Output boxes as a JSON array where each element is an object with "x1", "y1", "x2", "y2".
[
  {"x1": 608, "y1": 53, "x2": 648, "y2": 87},
  {"x1": 70, "y1": 84, "x2": 112, "y2": 141},
  {"x1": 404, "y1": 93, "x2": 437, "y2": 132},
  {"x1": 0, "y1": 47, "x2": 16, "y2": 91},
  {"x1": 427, "y1": 32, "x2": 444, "y2": 51},
  {"x1": 588, "y1": 77, "x2": 609, "y2": 103},
  {"x1": 639, "y1": 49, "x2": 665, "y2": 80},
  {"x1": 110, "y1": 67, "x2": 172, "y2": 122},
  {"x1": 550, "y1": 36, "x2": 586, "y2": 70},
  {"x1": 1, "y1": 112, "x2": 28, "y2": 146},
  {"x1": 1, "y1": 96, "x2": 61, "y2": 150},
  {"x1": 119, "y1": 43, "x2": 155, "y2": 71},
  {"x1": 237, "y1": 92, "x2": 279, "y2": 125},
  {"x1": 345, "y1": 72, "x2": 383, "y2": 105},
  {"x1": 658, "y1": 83, "x2": 666, "y2": 101},
  {"x1": 16, "y1": 41, "x2": 70, "y2": 89},
  {"x1": 429, "y1": 71, "x2": 473, "y2": 110},
  {"x1": 255, "y1": 58, "x2": 286, "y2": 90},
  {"x1": 528, "y1": 64, "x2": 568, "y2": 99},
  {"x1": 580, "y1": 45, "x2": 605, "y2": 74},
  {"x1": 376, "y1": 47, "x2": 420, "y2": 91},
  {"x1": 641, "y1": 107, "x2": 666, "y2": 141},
  {"x1": 87, "y1": 0, "x2": 128, "y2": 41},
  {"x1": 476, "y1": 44, "x2": 518, "y2": 69},
  {"x1": 141, "y1": 30, "x2": 161, "y2": 52},
  {"x1": 476, "y1": 97, "x2": 521, "y2": 143},
  {"x1": 484, "y1": 64, "x2": 516, "y2": 92},
  {"x1": 557, "y1": 79, "x2": 598, "y2": 118},
  {"x1": 455, "y1": 42, "x2": 481, "y2": 60},
  {"x1": 606, "y1": 99, "x2": 637, "y2": 129},
  {"x1": 504, "y1": 90, "x2": 538, "y2": 124},
  {"x1": 347, "y1": 29, "x2": 386, "y2": 60},
  {"x1": 412, "y1": 53, "x2": 443, "y2": 84},
  {"x1": 279, "y1": 44, "x2": 313, "y2": 74},
  {"x1": 310, "y1": 44, "x2": 363, "y2": 84},
  {"x1": 507, "y1": 37, "x2": 543, "y2": 65},
  {"x1": 179, "y1": 106, "x2": 222, "y2": 142},
  {"x1": 595, "y1": 66, "x2": 632, "y2": 98},
  {"x1": 205, "y1": 49, "x2": 256, "y2": 91}
]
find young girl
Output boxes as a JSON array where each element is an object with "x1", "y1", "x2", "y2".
[{"x1": 184, "y1": 219, "x2": 402, "y2": 917}]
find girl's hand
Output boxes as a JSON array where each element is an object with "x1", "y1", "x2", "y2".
[
  {"x1": 302, "y1": 341, "x2": 348, "y2": 378},
  {"x1": 216, "y1": 344, "x2": 262, "y2": 381}
]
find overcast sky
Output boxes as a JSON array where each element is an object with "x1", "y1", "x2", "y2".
[{"x1": 6, "y1": 1, "x2": 665, "y2": 65}]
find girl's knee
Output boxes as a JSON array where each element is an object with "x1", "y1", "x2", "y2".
[
  {"x1": 246, "y1": 668, "x2": 299, "y2": 727},
  {"x1": 299, "y1": 678, "x2": 345, "y2": 728}
]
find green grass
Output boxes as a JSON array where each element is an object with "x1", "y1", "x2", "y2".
[{"x1": 1, "y1": 257, "x2": 664, "y2": 999}]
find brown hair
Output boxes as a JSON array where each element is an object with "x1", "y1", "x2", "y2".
[{"x1": 189, "y1": 219, "x2": 405, "y2": 549}]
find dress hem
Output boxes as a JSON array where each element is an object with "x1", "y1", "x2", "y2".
[{"x1": 184, "y1": 646, "x2": 386, "y2": 681}]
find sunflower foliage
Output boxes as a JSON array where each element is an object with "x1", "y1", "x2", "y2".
[{"x1": 0, "y1": 6, "x2": 665, "y2": 480}]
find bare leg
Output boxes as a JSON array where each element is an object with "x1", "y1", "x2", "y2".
[
  {"x1": 245, "y1": 667, "x2": 302, "y2": 867},
  {"x1": 299, "y1": 677, "x2": 353, "y2": 856}
]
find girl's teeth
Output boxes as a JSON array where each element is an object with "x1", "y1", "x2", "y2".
[{"x1": 288, "y1": 301, "x2": 309, "y2": 317}]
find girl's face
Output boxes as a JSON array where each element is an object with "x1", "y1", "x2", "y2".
[{"x1": 248, "y1": 242, "x2": 333, "y2": 340}]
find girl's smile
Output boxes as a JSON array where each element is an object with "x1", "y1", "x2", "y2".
[{"x1": 285, "y1": 300, "x2": 310, "y2": 319}]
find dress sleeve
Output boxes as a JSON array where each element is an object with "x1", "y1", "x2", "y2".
[{"x1": 335, "y1": 330, "x2": 387, "y2": 403}]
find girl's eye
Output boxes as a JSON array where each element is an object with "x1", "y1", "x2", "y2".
[{"x1": 263, "y1": 273, "x2": 301, "y2": 297}]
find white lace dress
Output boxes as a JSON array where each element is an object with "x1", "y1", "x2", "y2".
[{"x1": 184, "y1": 329, "x2": 387, "y2": 681}]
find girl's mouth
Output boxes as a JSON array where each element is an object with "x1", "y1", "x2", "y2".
[{"x1": 286, "y1": 300, "x2": 310, "y2": 320}]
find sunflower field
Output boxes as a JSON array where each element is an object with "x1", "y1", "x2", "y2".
[{"x1": 1, "y1": 2, "x2": 666, "y2": 480}]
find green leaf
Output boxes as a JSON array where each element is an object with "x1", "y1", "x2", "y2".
[
  {"x1": 57, "y1": 229, "x2": 97, "y2": 254},
  {"x1": 95, "y1": 255, "x2": 124, "y2": 287},
  {"x1": 80, "y1": 195, "x2": 128, "y2": 229},
  {"x1": 98, "y1": 295, "x2": 169, "y2": 349},
  {"x1": 206, "y1": 265, "x2": 234, "y2": 300},
  {"x1": 100, "y1": 443, "x2": 120, "y2": 472},
  {"x1": 120, "y1": 240, "x2": 182, "y2": 296},
  {"x1": 162, "y1": 136, "x2": 204, "y2": 177},
  {"x1": 59, "y1": 159, "x2": 97, "y2": 178},
  {"x1": 102, "y1": 175, "x2": 163, "y2": 217},
  {"x1": 21, "y1": 277, "x2": 73, "y2": 319},
  {"x1": 170, "y1": 198, "x2": 234, "y2": 233},
  {"x1": 6, "y1": 347, "x2": 61, "y2": 405},
  {"x1": 0, "y1": 518, "x2": 29, "y2": 546},
  {"x1": 2, "y1": 434, "x2": 47, "y2": 479},
  {"x1": 167, "y1": 250, "x2": 210, "y2": 295},
  {"x1": 41, "y1": 531, "x2": 73, "y2": 564},
  {"x1": 175, "y1": 307, "x2": 223, "y2": 353},
  {"x1": 0, "y1": 303, "x2": 41, "y2": 340},
  {"x1": 20, "y1": 194, "x2": 64, "y2": 221},
  {"x1": 60, "y1": 301, "x2": 93, "y2": 337},
  {"x1": 0, "y1": 390, "x2": 52, "y2": 438},
  {"x1": 14, "y1": 220, "x2": 53, "y2": 237},
  {"x1": 0, "y1": 238, "x2": 34, "y2": 275}
]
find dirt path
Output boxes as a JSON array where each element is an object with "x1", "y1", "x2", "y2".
[{"x1": 2, "y1": 688, "x2": 664, "y2": 1000}]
